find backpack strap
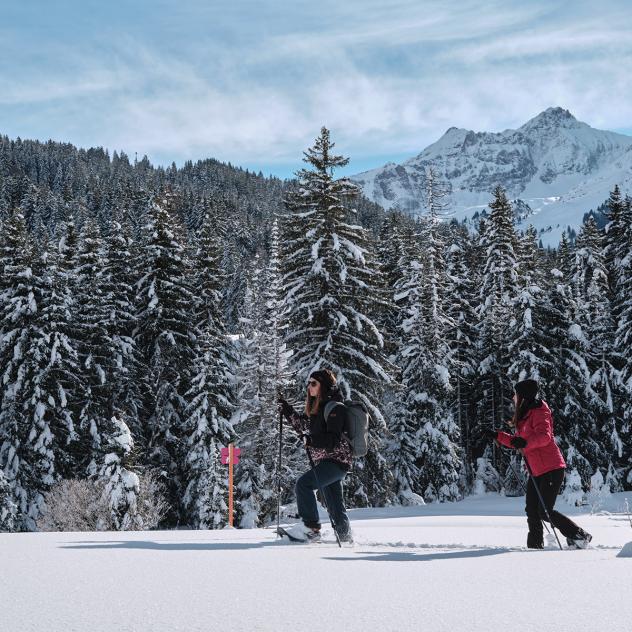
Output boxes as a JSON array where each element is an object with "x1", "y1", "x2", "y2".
[
  {"x1": 323, "y1": 400, "x2": 344, "y2": 421},
  {"x1": 323, "y1": 401, "x2": 355, "y2": 450}
]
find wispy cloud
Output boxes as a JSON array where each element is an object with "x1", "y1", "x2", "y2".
[{"x1": 1, "y1": 0, "x2": 631, "y2": 175}]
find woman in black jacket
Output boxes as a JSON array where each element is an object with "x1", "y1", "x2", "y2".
[{"x1": 278, "y1": 369, "x2": 353, "y2": 542}]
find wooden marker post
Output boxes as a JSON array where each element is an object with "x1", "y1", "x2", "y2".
[
  {"x1": 228, "y1": 443, "x2": 234, "y2": 527},
  {"x1": 220, "y1": 444, "x2": 241, "y2": 527}
]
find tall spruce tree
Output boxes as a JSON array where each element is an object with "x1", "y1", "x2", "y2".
[
  {"x1": 134, "y1": 196, "x2": 198, "y2": 524},
  {"x1": 543, "y1": 257, "x2": 591, "y2": 491},
  {"x1": 182, "y1": 329, "x2": 234, "y2": 528},
  {"x1": 34, "y1": 218, "x2": 82, "y2": 480},
  {"x1": 508, "y1": 226, "x2": 555, "y2": 384},
  {"x1": 181, "y1": 209, "x2": 235, "y2": 528},
  {"x1": 281, "y1": 127, "x2": 393, "y2": 506},
  {"x1": 394, "y1": 169, "x2": 462, "y2": 502},
  {"x1": 614, "y1": 196, "x2": 632, "y2": 486},
  {"x1": 570, "y1": 217, "x2": 621, "y2": 487},
  {"x1": 0, "y1": 211, "x2": 41, "y2": 529},
  {"x1": 0, "y1": 217, "x2": 81, "y2": 529},
  {"x1": 102, "y1": 210, "x2": 139, "y2": 430},
  {"x1": 474, "y1": 186, "x2": 519, "y2": 473},
  {"x1": 74, "y1": 217, "x2": 116, "y2": 476},
  {"x1": 235, "y1": 222, "x2": 293, "y2": 527},
  {"x1": 445, "y1": 225, "x2": 478, "y2": 485}
]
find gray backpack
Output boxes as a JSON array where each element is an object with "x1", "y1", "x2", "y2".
[{"x1": 324, "y1": 400, "x2": 370, "y2": 457}]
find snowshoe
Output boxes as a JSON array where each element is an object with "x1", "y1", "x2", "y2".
[
  {"x1": 277, "y1": 524, "x2": 321, "y2": 543},
  {"x1": 337, "y1": 530, "x2": 354, "y2": 544},
  {"x1": 566, "y1": 531, "x2": 592, "y2": 549}
]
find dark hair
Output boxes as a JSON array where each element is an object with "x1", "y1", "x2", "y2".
[
  {"x1": 512, "y1": 395, "x2": 530, "y2": 426},
  {"x1": 512, "y1": 394, "x2": 543, "y2": 426},
  {"x1": 512, "y1": 379, "x2": 540, "y2": 426},
  {"x1": 304, "y1": 369, "x2": 337, "y2": 416}
]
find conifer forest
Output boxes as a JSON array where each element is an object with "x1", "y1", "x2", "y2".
[{"x1": 1, "y1": 128, "x2": 631, "y2": 532}]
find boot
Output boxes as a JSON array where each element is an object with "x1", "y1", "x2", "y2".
[
  {"x1": 337, "y1": 529, "x2": 354, "y2": 544},
  {"x1": 566, "y1": 529, "x2": 592, "y2": 549},
  {"x1": 527, "y1": 532, "x2": 544, "y2": 549},
  {"x1": 284, "y1": 522, "x2": 321, "y2": 542}
]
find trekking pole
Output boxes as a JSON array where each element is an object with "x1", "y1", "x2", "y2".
[
  {"x1": 504, "y1": 455, "x2": 551, "y2": 535},
  {"x1": 304, "y1": 445, "x2": 342, "y2": 548},
  {"x1": 276, "y1": 410, "x2": 283, "y2": 538},
  {"x1": 520, "y1": 450, "x2": 563, "y2": 550}
]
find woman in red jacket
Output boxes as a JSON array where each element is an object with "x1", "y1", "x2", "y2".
[{"x1": 486, "y1": 379, "x2": 592, "y2": 549}]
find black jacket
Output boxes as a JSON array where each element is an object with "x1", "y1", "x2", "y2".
[
  {"x1": 285, "y1": 387, "x2": 353, "y2": 469},
  {"x1": 307, "y1": 387, "x2": 346, "y2": 450}
]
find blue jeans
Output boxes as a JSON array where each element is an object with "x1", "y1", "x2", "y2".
[{"x1": 295, "y1": 460, "x2": 350, "y2": 536}]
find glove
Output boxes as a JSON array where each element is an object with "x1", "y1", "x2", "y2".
[
  {"x1": 483, "y1": 428, "x2": 499, "y2": 441},
  {"x1": 277, "y1": 398, "x2": 294, "y2": 419},
  {"x1": 510, "y1": 436, "x2": 527, "y2": 449}
]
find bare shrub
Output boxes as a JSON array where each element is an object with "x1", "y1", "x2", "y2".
[
  {"x1": 37, "y1": 479, "x2": 111, "y2": 532},
  {"x1": 134, "y1": 470, "x2": 170, "y2": 530},
  {"x1": 37, "y1": 471, "x2": 170, "y2": 532}
]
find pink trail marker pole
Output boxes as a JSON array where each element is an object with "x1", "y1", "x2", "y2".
[
  {"x1": 228, "y1": 443, "x2": 234, "y2": 527},
  {"x1": 220, "y1": 445, "x2": 240, "y2": 526}
]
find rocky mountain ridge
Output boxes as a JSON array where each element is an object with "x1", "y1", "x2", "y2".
[{"x1": 351, "y1": 107, "x2": 632, "y2": 244}]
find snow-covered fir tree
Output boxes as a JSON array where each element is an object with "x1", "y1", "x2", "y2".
[
  {"x1": 608, "y1": 191, "x2": 632, "y2": 486},
  {"x1": 234, "y1": 222, "x2": 293, "y2": 527},
  {"x1": 134, "y1": 196, "x2": 198, "y2": 523},
  {"x1": 73, "y1": 217, "x2": 117, "y2": 477},
  {"x1": 0, "y1": 215, "x2": 81, "y2": 529},
  {"x1": 98, "y1": 414, "x2": 141, "y2": 530},
  {"x1": 508, "y1": 225, "x2": 555, "y2": 385},
  {"x1": 614, "y1": 197, "x2": 632, "y2": 489},
  {"x1": 233, "y1": 263, "x2": 277, "y2": 526},
  {"x1": 444, "y1": 224, "x2": 478, "y2": 484},
  {"x1": 181, "y1": 210, "x2": 235, "y2": 528},
  {"x1": 281, "y1": 127, "x2": 393, "y2": 506},
  {"x1": 0, "y1": 468, "x2": 17, "y2": 531},
  {"x1": 181, "y1": 329, "x2": 233, "y2": 529},
  {"x1": 474, "y1": 186, "x2": 520, "y2": 468},
  {"x1": 392, "y1": 169, "x2": 462, "y2": 502},
  {"x1": 102, "y1": 210, "x2": 139, "y2": 430},
  {"x1": 543, "y1": 259, "x2": 593, "y2": 491},
  {"x1": 0, "y1": 211, "x2": 40, "y2": 529},
  {"x1": 569, "y1": 217, "x2": 622, "y2": 487},
  {"x1": 504, "y1": 226, "x2": 565, "y2": 494},
  {"x1": 45, "y1": 216, "x2": 84, "y2": 477},
  {"x1": 603, "y1": 185, "x2": 627, "y2": 305}
]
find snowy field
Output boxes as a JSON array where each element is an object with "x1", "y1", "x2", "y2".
[{"x1": 2, "y1": 493, "x2": 631, "y2": 632}]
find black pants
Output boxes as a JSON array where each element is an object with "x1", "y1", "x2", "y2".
[{"x1": 525, "y1": 468, "x2": 582, "y2": 546}]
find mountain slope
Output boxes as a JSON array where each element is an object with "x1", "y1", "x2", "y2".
[{"x1": 351, "y1": 108, "x2": 632, "y2": 244}]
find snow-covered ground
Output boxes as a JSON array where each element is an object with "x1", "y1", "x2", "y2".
[{"x1": 3, "y1": 493, "x2": 631, "y2": 632}]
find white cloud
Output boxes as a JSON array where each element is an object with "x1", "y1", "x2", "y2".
[{"x1": 2, "y1": 1, "x2": 631, "y2": 171}]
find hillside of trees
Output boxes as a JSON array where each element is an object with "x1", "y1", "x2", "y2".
[{"x1": 1, "y1": 130, "x2": 630, "y2": 532}]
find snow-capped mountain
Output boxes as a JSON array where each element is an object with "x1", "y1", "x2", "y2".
[{"x1": 350, "y1": 108, "x2": 632, "y2": 244}]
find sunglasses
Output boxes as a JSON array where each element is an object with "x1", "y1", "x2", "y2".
[{"x1": 307, "y1": 380, "x2": 319, "y2": 388}]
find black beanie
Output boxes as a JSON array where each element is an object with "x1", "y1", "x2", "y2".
[
  {"x1": 514, "y1": 379, "x2": 539, "y2": 401},
  {"x1": 310, "y1": 369, "x2": 336, "y2": 392}
]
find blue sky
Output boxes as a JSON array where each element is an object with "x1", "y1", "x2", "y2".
[{"x1": 1, "y1": 0, "x2": 631, "y2": 179}]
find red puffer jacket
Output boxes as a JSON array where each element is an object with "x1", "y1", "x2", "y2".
[{"x1": 496, "y1": 400, "x2": 566, "y2": 477}]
